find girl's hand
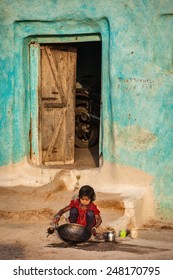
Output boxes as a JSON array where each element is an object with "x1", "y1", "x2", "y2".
[
  {"x1": 53, "y1": 214, "x2": 61, "y2": 224},
  {"x1": 91, "y1": 227, "x2": 97, "y2": 236},
  {"x1": 53, "y1": 217, "x2": 59, "y2": 224}
]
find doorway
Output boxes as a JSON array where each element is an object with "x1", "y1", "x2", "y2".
[
  {"x1": 33, "y1": 40, "x2": 101, "y2": 168},
  {"x1": 73, "y1": 41, "x2": 101, "y2": 168}
]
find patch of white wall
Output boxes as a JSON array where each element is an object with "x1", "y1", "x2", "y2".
[{"x1": 0, "y1": 158, "x2": 154, "y2": 227}]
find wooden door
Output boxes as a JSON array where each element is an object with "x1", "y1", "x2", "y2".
[{"x1": 40, "y1": 45, "x2": 77, "y2": 165}]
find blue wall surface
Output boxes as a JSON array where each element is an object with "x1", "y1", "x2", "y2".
[{"x1": 0, "y1": 0, "x2": 173, "y2": 219}]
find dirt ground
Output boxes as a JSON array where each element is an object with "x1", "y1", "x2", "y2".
[{"x1": 0, "y1": 179, "x2": 173, "y2": 260}]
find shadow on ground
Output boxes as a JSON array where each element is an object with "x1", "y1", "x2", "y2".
[
  {"x1": 47, "y1": 241, "x2": 170, "y2": 255},
  {"x1": 0, "y1": 243, "x2": 25, "y2": 259}
]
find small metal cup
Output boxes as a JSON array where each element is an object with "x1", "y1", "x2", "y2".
[{"x1": 104, "y1": 230, "x2": 115, "y2": 242}]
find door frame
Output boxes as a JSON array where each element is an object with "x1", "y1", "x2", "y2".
[{"x1": 29, "y1": 34, "x2": 102, "y2": 166}]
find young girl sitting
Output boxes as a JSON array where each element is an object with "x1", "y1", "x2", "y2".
[{"x1": 53, "y1": 185, "x2": 102, "y2": 236}]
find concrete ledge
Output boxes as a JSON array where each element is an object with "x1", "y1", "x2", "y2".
[{"x1": 0, "y1": 159, "x2": 154, "y2": 228}]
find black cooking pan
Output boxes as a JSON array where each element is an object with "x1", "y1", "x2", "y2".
[{"x1": 55, "y1": 223, "x2": 92, "y2": 244}]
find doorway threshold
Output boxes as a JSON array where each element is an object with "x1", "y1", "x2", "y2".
[{"x1": 45, "y1": 144, "x2": 99, "y2": 170}]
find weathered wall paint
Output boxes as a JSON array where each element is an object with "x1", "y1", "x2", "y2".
[{"x1": 0, "y1": 0, "x2": 173, "y2": 219}]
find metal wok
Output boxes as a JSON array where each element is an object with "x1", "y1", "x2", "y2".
[{"x1": 55, "y1": 223, "x2": 92, "y2": 244}]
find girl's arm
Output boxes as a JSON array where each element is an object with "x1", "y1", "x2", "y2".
[
  {"x1": 53, "y1": 205, "x2": 71, "y2": 223},
  {"x1": 95, "y1": 213, "x2": 102, "y2": 228},
  {"x1": 91, "y1": 213, "x2": 102, "y2": 235}
]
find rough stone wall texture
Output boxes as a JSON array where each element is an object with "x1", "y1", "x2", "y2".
[{"x1": 0, "y1": 0, "x2": 173, "y2": 219}]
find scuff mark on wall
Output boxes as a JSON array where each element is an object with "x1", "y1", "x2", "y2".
[{"x1": 114, "y1": 123, "x2": 157, "y2": 152}]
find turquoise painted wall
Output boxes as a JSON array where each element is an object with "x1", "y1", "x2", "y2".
[{"x1": 0, "y1": 0, "x2": 173, "y2": 219}]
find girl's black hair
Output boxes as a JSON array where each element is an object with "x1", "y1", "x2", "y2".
[{"x1": 79, "y1": 185, "x2": 96, "y2": 202}]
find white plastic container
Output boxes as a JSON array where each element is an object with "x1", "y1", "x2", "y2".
[{"x1": 130, "y1": 228, "x2": 138, "y2": 239}]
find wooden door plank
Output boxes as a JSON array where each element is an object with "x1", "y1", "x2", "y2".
[
  {"x1": 44, "y1": 108, "x2": 66, "y2": 162},
  {"x1": 44, "y1": 46, "x2": 66, "y2": 104},
  {"x1": 64, "y1": 49, "x2": 76, "y2": 163}
]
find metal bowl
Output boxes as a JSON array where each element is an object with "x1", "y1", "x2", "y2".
[
  {"x1": 103, "y1": 230, "x2": 115, "y2": 242},
  {"x1": 56, "y1": 223, "x2": 92, "y2": 244}
]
